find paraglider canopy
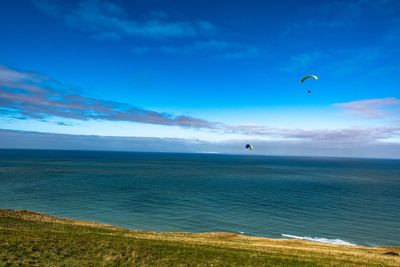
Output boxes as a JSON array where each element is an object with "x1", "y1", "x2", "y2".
[
  {"x1": 245, "y1": 144, "x2": 254, "y2": 150},
  {"x1": 300, "y1": 75, "x2": 318, "y2": 83}
]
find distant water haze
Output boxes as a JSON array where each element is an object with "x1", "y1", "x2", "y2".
[{"x1": 0, "y1": 150, "x2": 399, "y2": 246}]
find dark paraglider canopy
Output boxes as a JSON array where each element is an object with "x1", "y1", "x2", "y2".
[
  {"x1": 245, "y1": 144, "x2": 254, "y2": 150},
  {"x1": 301, "y1": 75, "x2": 318, "y2": 95}
]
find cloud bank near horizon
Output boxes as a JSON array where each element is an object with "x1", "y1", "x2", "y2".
[{"x1": 1, "y1": 129, "x2": 400, "y2": 159}]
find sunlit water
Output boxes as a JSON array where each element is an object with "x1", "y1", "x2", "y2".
[{"x1": 1, "y1": 149, "x2": 399, "y2": 246}]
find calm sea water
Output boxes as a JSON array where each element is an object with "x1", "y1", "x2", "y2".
[{"x1": 0, "y1": 149, "x2": 399, "y2": 246}]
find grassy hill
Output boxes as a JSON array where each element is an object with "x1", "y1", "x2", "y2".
[{"x1": 0, "y1": 209, "x2": 399, "y2": 266}]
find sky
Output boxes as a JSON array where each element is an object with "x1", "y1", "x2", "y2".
[{"x1": 0, "y1": 0, "x2": 400, "y2": 157}]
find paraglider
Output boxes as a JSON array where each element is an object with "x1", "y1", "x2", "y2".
[
  {"x1": 300, "y1": 75, "x2": 318, "y2": 83},
  {"x1": 300, "y1": 75, "x2": 318, "y2": 94},
  {"x1": 245, "y1": 144, "x2": 254, "y2": 150}
]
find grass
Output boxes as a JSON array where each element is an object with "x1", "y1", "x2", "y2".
[{"x1": 0, "y1": 209, "x2": 399, "y2": 266}]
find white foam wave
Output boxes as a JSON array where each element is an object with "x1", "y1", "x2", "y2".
[{"x1": 281, "y1": 234, "x2": 356, "y2": 246}]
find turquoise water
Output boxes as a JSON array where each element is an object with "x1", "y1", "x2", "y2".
[{"x1": 0, "y1": 149, "x2": 399, "y2": 246}]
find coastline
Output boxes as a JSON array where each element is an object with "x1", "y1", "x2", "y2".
[{"x1": 1, "y1": 209, "x2": 399, "y2": 266}]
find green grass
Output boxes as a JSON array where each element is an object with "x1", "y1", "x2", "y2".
[{"x1": 0, "y1": 209, "x2": 399, "y2": 266}]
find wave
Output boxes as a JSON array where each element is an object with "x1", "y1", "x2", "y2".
[{"x1": 281, "y1": 234, "x2": 356, "y2": 246}]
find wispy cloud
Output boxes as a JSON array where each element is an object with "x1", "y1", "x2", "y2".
[
  {"x1": 335, "y1": 97, "x2": 400, "y2": 119},
  {"x1": 160, "y1": 40, "x2": 261, "y2": 59},
  {"x1": 332, "y1": 48, "x2": 381, "y2": 75},
  {"x1": 130, "y1": 46, "x2": 151, "y2": 55},
  {"x1": 33, "y1": 0, "x2": 216, "y2": 39},
  {"x1": 281, "y1": 47, "x2": 381, "y2": 75},
  {"x1": 383, "y1": 28, "x2": 400, "y2": 41},
  {"x1": 289, "y1": 0, "x2": 399, "y2": 30},
  {"x1": 219, "y1": 46, "x2": 261, "y2": 60},
  {"x1": 0, "y1": 65, "x2": 218, "y2": 129},
  {"x1": 32, "y1": 1, "x2": 260, "y2": 60},
  {"x1": 194, "y1": 40, "x2": 242, "y2": 51},
  {"x1": 383, "y1": 17, "x2": 400, "y2": 42},
  {"x1": 281, "y1": 51, "x2": 328, "y2": 71}
]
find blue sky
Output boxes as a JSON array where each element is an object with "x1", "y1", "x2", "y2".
[{"x1": 0, "y1": 0, "x2": 400, "y2": 156}]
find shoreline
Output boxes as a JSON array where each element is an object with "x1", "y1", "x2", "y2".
[
  {"x1": 0, "y1": 209, "x2": 361, "y2": 246},
  {"x1": 1, "y1": 208, "x2": 398, "y2": 249},
  {"x1": 0, "y1": 209, "x2": 388, "y2": 247},
  {"x1": 1, "y1": 209, "x2": 400, "y2": 266}
]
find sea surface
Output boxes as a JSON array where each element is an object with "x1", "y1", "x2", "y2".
[{"x1": 0, "y1": 149, "x2": 399, "y2": 246}]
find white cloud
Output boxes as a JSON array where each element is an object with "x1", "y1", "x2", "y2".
[{"x1": 335, "y1": 97, "x2": 400, "y2": 119}]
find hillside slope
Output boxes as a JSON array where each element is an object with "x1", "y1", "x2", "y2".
[{"x1": 0, "y1": 209, "x2": 399, "y2": 266}]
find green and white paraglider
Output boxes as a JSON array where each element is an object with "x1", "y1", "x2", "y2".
[
  {"x1": 245, "y1": 144, "x2": 254, "y2": 151},
  {"x1": 300, "y1": 75, "x2": 318, "y2": 94}
]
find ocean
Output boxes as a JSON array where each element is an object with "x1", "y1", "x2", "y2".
[{"x1": 0, "y1": 149, "x2": 399, "y2": 246}]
